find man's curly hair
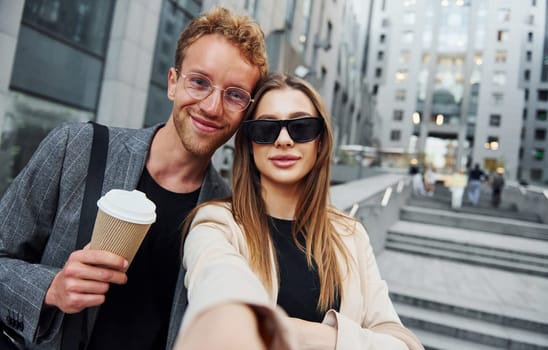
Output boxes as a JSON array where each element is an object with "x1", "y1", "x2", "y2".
[{"x1": 175, "y1": 7, "x2": 268, "y2": 77}]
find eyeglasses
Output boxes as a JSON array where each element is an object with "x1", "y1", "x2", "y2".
[
  {"x1": 243, "y1": 117, "x2": 324, "y2": 144},
  {"x1": 175, "y1": 70, "x2": 253, "y2": 112}
]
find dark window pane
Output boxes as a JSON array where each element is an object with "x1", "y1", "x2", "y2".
[
  {"x1": 489, "y1": 114, "x2": 501, "y2": 127},
  {"x1": 22, "y1": 0, "x2": 115, "y2": 56},
  {"x1": 11, "y1": 26, "x2": 102, "y2": 110},
  {"x1": 530, "y1": 168, "x2": 542, "y2": 180}
]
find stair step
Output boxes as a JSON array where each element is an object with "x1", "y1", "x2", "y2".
[
  {"x1": 400, "y1": 206, "x2": 548, "y2": 240},
  {"x1": 394, "y1": 302, "x2": 548, "y2": 349},
  {"x1": 411, "y1": 328, "x2": 502, "y2": 350},
  {"x1": 389, "y1": 291, "x2": 548, "y2": 334},
  {"x1": 408, "y1": 196, "x2": 540, "y2": 223},
  {"x1": 385, "y1": 242, "x2": 548, "y2": 277},
  {"x1": 388, "y1": 221, "x2": 548, "y2": 259},
  {"x1": 386, "y1": 233, "x2": 548, "y2": 267}
]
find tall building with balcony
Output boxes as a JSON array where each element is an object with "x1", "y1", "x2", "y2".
[{"x1": 366, "y1": 0, "x2": 547, "y2": 184}]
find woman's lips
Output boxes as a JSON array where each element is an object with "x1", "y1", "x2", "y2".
[{"x1": 269, "y1": 155, "x2": 300, "y2": 167}]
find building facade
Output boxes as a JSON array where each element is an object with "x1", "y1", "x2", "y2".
[
  {"x1": 0, "y1": 0, "x2": 372, "y2": 193},
  {"x1": 366, "y1": 0, "x2": 547, "y2": 184}
]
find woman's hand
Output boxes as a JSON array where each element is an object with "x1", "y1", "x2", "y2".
[{"x1": 287, "y1": 317, "x2": 336, "y2": 350}]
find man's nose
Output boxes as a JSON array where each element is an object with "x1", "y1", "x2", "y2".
[{"x1": 199, "y1": 88, "x2": 224, "y2": 116}]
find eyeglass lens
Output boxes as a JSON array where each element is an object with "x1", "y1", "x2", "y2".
[
  {"x1": 243, "y1": 117, "x2": 324, "y2": 144},
  {"x1": 180, "y1": 71, "x2": 252, "y2": 111}
]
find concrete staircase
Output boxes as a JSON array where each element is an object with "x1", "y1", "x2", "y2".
[{"x1": 377, "y1": 187, "x2": 548, "y2": 350}]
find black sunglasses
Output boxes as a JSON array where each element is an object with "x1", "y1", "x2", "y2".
[{"x1": 243, "y1": 117, "x2": 324, "y2": 144}]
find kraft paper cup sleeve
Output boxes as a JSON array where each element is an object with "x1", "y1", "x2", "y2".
[{"x1": 89, "y1": 189, "x2": 156, "y2": 265}]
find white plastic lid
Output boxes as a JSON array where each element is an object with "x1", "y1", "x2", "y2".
[{"x1": 97, "y1": 189, "x2": 157, "y2": 224}]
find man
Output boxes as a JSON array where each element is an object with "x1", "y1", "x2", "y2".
[
  {"x1": 0, "y1": 7, "x2": 269, "y2": 349},
  {"x1": 467, "y1": 163, "x2": 485, "y2": 206},
  {"x1": 491, "y1": 167, "x2": 505, "y2": 208}
]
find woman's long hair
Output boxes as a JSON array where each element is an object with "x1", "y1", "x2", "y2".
[{"x1": 231, "y1": 73, "x2": 351, "y2": 312}]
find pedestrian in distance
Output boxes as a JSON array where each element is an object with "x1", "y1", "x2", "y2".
[
  {"x1": 410, "y1": 165, "x2": 426, "y2": 196},
  {"x1": 467, "y1": 163, "x2": 485, "y2": 206},
  {"x1": 491, "y1": 167, "x2": 505, "y2": 208},
  {"x1": 424, "y1": 165, "x2": 437, "y2": 196},
  {"x1": 178, "y1": 73, "x2": 424, "y2": 350},
  {"x1": 445, "y1": 169, "x2": 468, "y2": 209},
  {"x1": 0, "y1": 7, "x2": 271, "y2": 350}
]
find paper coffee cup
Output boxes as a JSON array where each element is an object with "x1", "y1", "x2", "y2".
[{"x1": 90, "y1": 189, "x2": 156, "y2": 265}]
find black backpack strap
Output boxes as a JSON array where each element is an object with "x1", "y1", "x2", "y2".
[
  {"x1": 61, "y1": 121, "x2": 109, "y2": 350},
  {"x1": 76, "y1": 121, "x2": 109, "y2": 249}
]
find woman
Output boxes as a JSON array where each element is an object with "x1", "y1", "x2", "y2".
[{"x1": 180, "y1": 73, "x2": 423, "y2": 349}]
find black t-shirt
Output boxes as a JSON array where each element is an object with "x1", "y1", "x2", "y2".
[
  {"x1": 88, "y1": 168, "x2": 200, "y2": 350},
  {"x1": 269, "y1": 217, "x2": 340, "y2": 323},
  {"x1": 469, "y1": 168, "x2": 484, "y2": 180}
]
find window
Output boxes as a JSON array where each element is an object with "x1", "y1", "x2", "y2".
[
  {"x1": 523, "y1": 109, "x2": 528, "y2": 120},
  {"x1": 377, "y1": 51, "x2": 384, "y2": 61},
  {"x1": 380, "y1": 33, "x2": 386, "y2": 44},
  {"x1": 489, "y1": 114, "x2": 501, "y2": 127},
  {"x1": 524, "y1": 69, "x2": 531, "y2": 81},
  {"x1": 525, "y1": 88, "x2": 529, "y2": 101},
  {"x1": 375, "y1": 67, "x2": 382, "y2": 78},
  {"x1": 497, "y1": 8, "x2": 510, "y2": 22},
  {"x1": 495, "y1": 50, "x2": 507, "y2": 63},
  {"x1": 534, "y1": 148, "x2": 545, "y2": 160},
  {"x1": 22, "y1": 0, "x2": 115, "y2": 56},
  {"x1": 537, "y1": 110, "x2": 547, "y2": 121},
  {"x1": 372, "y1": 84, "x2": 379, "y2": 95},
  {"x1": 395, "y1": 70, "x2": 408, "y2": 82},
  {"x1": 519, "y1": 147, "x2": 524, "y2": 159},
  {"x1": 390, "y1": 130, "x2": 401, "y2": 141},
  {"x1": 493, "y1": 71, "x2": 506, "y2": 85},
  {"x1": 485, "y1": 136, "x2": 499, "y2": 150},
  {"x1": 402, "y1": 31, "x2": 414, "y2": 44},
  {"x1": 393, "y1": 110, "x2": 404, "y2": 121},
  {"x1": 535, "y1": 128, "x2": 546, "y2": 140},
  {"x1": 403, "y1": 12, "x2": 415, "y2": 25},
  {"x1": 492, "y1": 92, "x2": 504, "y2": 105},
  {"x1": 400, "y1": 51, "x2": 412, "y2": 64},
  {"x1": 395, "y1": 89, "x2": 406, "y2": 101},
  {"x1": 530, "y1": 168, "x2": 543, "y2": 181},
  {"x1": 538, "y1": 90, "x2": 548, "y2": 101},
  {"x1": 497, "y1": 30, "x2": 509, "y2": 42},
  {"x1": 526, "y1": 51, "x2": 532, "y2": 62},
  {"x1": 526, "y1": 15, "x2": 534, "y2": 25},
  {"x1": 381, "y1": 18, "x2": 390, "y2": 27},
  {"x1": 528, "y1": 32, "x2": 533, "y2": 42}
]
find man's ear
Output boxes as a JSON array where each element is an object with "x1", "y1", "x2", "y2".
[{"x1": 167, "y1": 68, "x2": 178, "y2": 100}]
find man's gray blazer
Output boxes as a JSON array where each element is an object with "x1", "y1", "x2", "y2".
[{"x1": 0, "y1": 122, "x2": 230, "y2": 349}]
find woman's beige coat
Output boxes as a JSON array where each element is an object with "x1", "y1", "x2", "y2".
[{"x1": 180, "y1": 202, "x2": 423, "y2": 350}]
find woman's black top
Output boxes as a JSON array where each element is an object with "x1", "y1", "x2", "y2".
[{"x1": 268, "y1": 216, "x2": 340, "y2": 322}]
